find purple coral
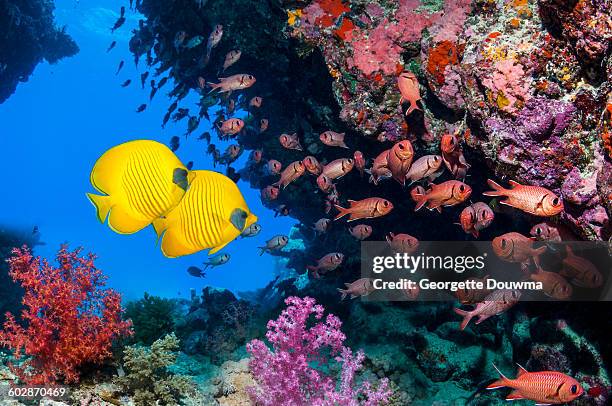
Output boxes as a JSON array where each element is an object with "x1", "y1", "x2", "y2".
[{"x1": 246, "y1": 296, "x2": 392, "y2": 405}]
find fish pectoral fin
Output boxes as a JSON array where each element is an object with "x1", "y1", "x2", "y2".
[
  {"x1": 229, "y1": 208, "x2": 248, "y2": 231},
  {"x1": 505, "y1": 390, "x2": 525, "y2": 401},
  {"x1": 152, "y1": 217, "x2": 168, "y2": 240},
  {"x1": 173, "y1": 168, "x2": 190, "y2": 192}
]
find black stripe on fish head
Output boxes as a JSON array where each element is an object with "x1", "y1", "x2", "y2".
[{"x1": 230, "y1": 208, "x2": 248, "y2": 231}]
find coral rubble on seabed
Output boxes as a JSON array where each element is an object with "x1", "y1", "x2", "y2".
[{"x1": 0, "y1": 0, "x2": 79, "y2": 103}]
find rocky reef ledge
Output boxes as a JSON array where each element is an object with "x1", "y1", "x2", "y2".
[{"x1": 0, "y1": 0, "x2": 78, "y2": 103}]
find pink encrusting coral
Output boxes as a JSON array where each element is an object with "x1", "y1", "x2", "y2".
[
  {"x1": 347, "y1": 0, "x2": 440, "y2": 76},
  {"x1": 482, "y1": 58, "x2": 532, "y2": 114},
  {"x1": 0, "y1": 246, "x2": 133, "y2": 384},
  {"x1": 246, "y1": 296, "x2": 392, "y2": 405}
]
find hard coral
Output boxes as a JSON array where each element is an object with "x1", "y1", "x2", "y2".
[
  {"x1": 114, "y1": 333, "x2": 195, "y2": 406},
  {"x1": 246, "y1": 296, "x2": 392, "y2": 405},
  {"x1": 0, "y1": 246, "x2": 132, "y2": 384}
]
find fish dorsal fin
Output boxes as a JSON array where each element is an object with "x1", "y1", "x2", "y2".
[
  {"x1": 506, "y1": 390, "x2": 525, "y2": 400},
  {"x1": 508, "y1": 180, "x2": 521, "y2": 188},
  {"x1": 516, "y1": 363, "x2": 528, "y2": 377}
]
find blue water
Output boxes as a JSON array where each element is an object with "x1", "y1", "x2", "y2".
[{"x1": 0, "y1": 0, "x2": 295, "y2": 300}]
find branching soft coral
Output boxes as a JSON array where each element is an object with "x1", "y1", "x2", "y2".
[
  {"x1": 246, "y1": 296, "x2": 392, "y2": 405},
  {"x1": 482, "y1": 58, "x2": 532, "y2": 114},
  {"x1": 0, "y1": 246, "x2": 132, "y2": 384}
]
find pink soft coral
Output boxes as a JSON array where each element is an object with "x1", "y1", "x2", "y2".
[
  {"x1": 482, "y1": 58, "x2": 532, "y2": 114},
  {"x1": 246, "y1": 296, "x2": 392, "y2": 405},
  {"x1": 0, "y1": 246, "x2": 132, "y2": 384}
]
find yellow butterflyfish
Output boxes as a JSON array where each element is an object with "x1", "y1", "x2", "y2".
[
  {"x1": 87, "y1": 140, "x2": 191, "y2": 234},
  {"x1": 153, "y1": 170, "x2": 258, "y2": 258}
]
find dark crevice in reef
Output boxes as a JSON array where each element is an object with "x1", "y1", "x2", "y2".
[{"x1": 0, "y1": 0, "x2": 79, "y2": 103}]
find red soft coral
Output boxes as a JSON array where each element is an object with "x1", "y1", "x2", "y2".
[{"x1": 0, "y1": 246, "x2": 132, "y2": 384}]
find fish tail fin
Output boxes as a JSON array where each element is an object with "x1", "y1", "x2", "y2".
[
  {"x1": 482, "y1": 179, "x2": 507, "y2": 197},
  {"x1": 307, "y1": 266, "x2": 320, "y2": 278},
  {"x1": 340, "y1": 142, "x2": 349, "y2": 149},
  {"x1": 334, "y1": 205, "x2": 349, "y2": 221},
  {"x1": 453, "y1": 308, "x2": 473, "y2": 331},
  {"x1": 337, "y1": 288, "x2": 348, "y2": 300},
  {"x1": 152, "y1": 217, "x2": 167, "y2": 240},
  {"x1": 486, "y1": 363, "x2": 510, "y2": 390},
  {"x1": 414, "y1": 194, "x2": 427, "y2": 212},
  {"x1": 86, "y1": 193, "x2": 112, "y2": 224}
]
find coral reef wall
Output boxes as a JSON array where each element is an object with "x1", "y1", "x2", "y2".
[{"x1": 0, "y1": 0, "x2": 78, "y2": 103}]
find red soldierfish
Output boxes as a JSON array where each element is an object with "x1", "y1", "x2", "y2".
[
  {"x1": 386, "y1": 233, "x2": 419, "y2": 254},
  {"x1": 560, "y1": 246, "x2": 603, "y2": 288},
  {"x1": 530, "y1": 222, "x2": 568, "y2": 242},
  {"x1": 322, "y1": 158, "x2": 354, "y2": 180},
  {"x1": 250, "y1": 149, "x2": 263, "y2": 163},
  {"x1": 279, "y1": 133, "x2": 303, "y2": 151},
  {"x1": 273, "y1": 160, "x2": 305, "y2": 189},
  {"x1": 317, "y1": 174, "x2": 335, "y2": 193},
  {"x1": 354, "y1": 151, "x2": 366, "y2": 177},
  {"x1": 387, "y1": 140, "x2": 414, "y2": 185},
  {"x1": 258, "y1": 235, "x2": 288, "y2": 255},
  {"x1": 368, "y1": 150, "x2": 391, "y2": 185},
  {"x1": 455, "y1": 275, "x2": 492, "y2": 304},
  {"x1": 458, "y1": 202, "x2": 495, "y2": 238},
  {"x1": 261, "y1": 185, "x2": 279, "y2": 201},
  {"x1": 302, "y1": 156, "x2": 322, "y2": 175},
  {"x1": 348, "y1": 224, "x2": 372, "y2": 240},
  {"x1": 313, "y1": 218, "x2": 331, "y2": 235},
  {"x1": 267, "y1": 159, "x2": 282, "y2": 175},
  {"x1": 492, "y1": 232, "x2": 546, "y2": 265},
  {"x1": 483, "y1": 179, "x2": 564, "y2": 217},
  {"x1": 405, "y1": 155, "x2": 443, "y2": 184},
  {"x1": 486, "y1": 364, "x2": 584, "y2": 404},
  {"x1": 398, "y1": 70, "x2": 422, "y2": 116},
  {"x1": 529, "y1": 269, "x2": 573, "y2": 300},
  {"x1": 208, "y1": 74, "x2": 256, "y2": 93},
  {"x1": 335, "y1": 198, "x2": 393, "y2": 222},
  {"x1": 338, "y1": 278, "x2": 375, "y2": 300},
  {"x1": 259, "y1": 118, "x2": 269, "y2": 133},
  {"x1": 217, "y1": 118, "x2": 244, "y2": 135},
  {"x1": 203, "y1": 24, "x2": 223, "y2": 66},
  {"x1": 413, "y1": 180, "x2": 472, "y2": 212},
  {"x1": 307, "y1": 252, "x2": 344, "y2": 278},
  {"x1": 223, "y1": 49, "x2": 241, "y2": 71},
  {"x1": 410, "y1": 185, "x2": 425, "y2": 203},
  {"x1": 440, "y1": 133, "x2": 470, "y2": 179},
  {"x1": 320, "y1": 130, "x2": 348, "y2": 148},
  {"x1": 454, "y1": 289, "x2": 521, "y2": 330},
  {"x1": 249, "y1": 96, "x2": 262, "y2": 108}
]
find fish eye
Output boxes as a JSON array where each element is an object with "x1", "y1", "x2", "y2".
[
  {"x1": 449, "y1": 137, "x2": 455, "y2": 144},
  {"x1": 383, "y1": 201, "x2": 389, "y2": 207},
  {"x1": 536, "y1": 227, "x2": 542, "y2": 235},
  {"x1": 480, "y1": 211, "x2": 487, "y2": 220},
  {"x1": 553, "y1": 197, "x2": 560, "y2": 206},
  {"x1": 348, "y1": 159, "x2": 354, "y2": 164},
  {"x1": 398, "y1": 143, "x2": 405, "y2": 150},
  {"x1": 570, "y1": 385, "x2": 577, "y2": 394},
  {"x1": 335, "y1": 253, "x2": 340, "y2": 260},
  {"x1": 501, "y1": 239, "x2": 507, "y2": 249},
  {"x1": 459, "y1": 185, "x2": 465, "y2": 192}
]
